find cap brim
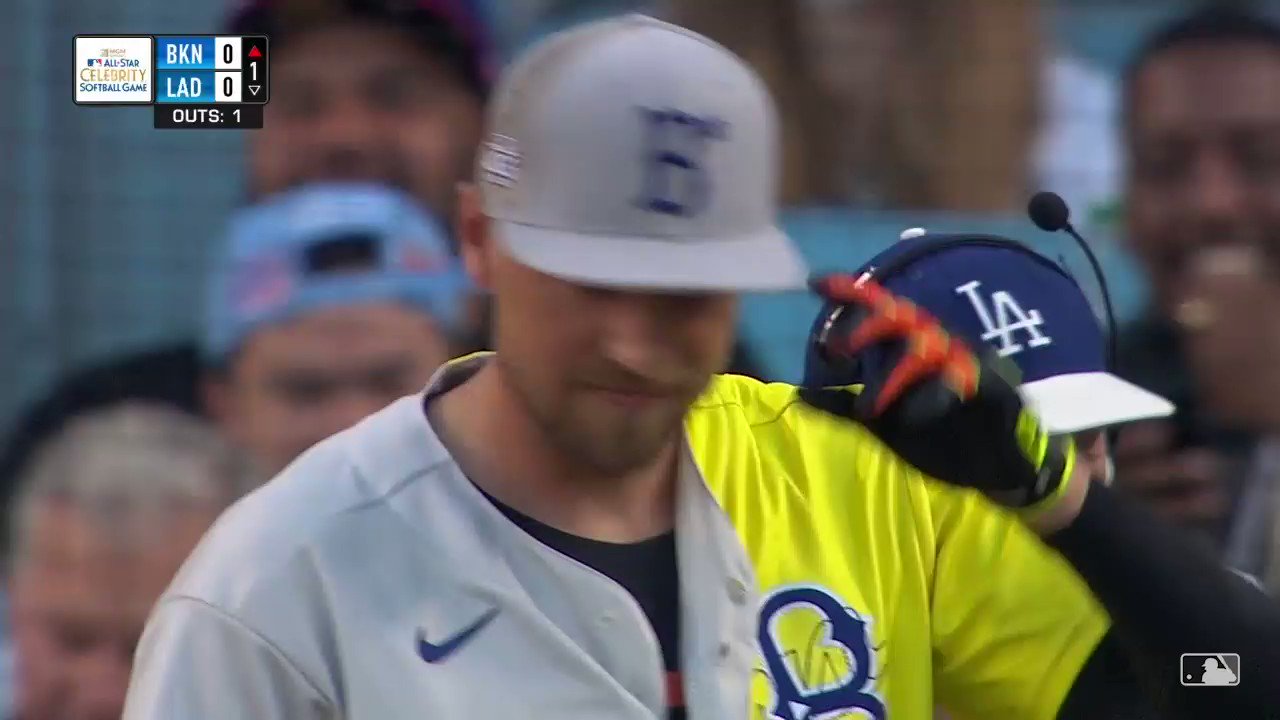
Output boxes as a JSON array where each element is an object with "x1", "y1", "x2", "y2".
[
  {"x1": 495, "y1": 221, "x2": 809, "y2": 292},
  {"x1": 1020, "y1": 372, "x2": 1176, "y2": 434}
]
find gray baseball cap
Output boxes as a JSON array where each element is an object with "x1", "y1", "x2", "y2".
[{"x1": 476, "y1": 14, "x2": 808, "y2": 292}]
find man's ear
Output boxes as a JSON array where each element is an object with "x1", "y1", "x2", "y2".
[{"x1": 456, "y1": 182, "x2": 494, "y2": 291}]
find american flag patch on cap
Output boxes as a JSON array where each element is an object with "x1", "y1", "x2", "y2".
[{"x1": 479, "y1": 133, "x2": 520, "y2": 188}]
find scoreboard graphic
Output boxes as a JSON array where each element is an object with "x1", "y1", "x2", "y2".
[{"x1": 74, "y1": 34, "x2": 269, "y2": 129}]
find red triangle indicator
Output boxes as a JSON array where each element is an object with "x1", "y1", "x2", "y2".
[{"x1": 248, "y1": 46, "x2": 262, "y2": 58}]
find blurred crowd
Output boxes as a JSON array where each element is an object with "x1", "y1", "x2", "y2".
[{"x1": 4, "y1": 0, "x2": 1280, "y2": 718}]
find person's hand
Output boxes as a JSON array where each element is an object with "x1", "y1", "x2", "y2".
[
  {"x1": 800, "y1": 275, "x2": 1086, "y2": 530},
  {"x1": 1112, "y1": 419, "x2": 1229, "y2": 531}
]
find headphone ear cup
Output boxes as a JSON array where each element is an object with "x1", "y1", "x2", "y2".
[
  {"x1": 806, "y1": 303, "x2": 860, "y2": 387},
  {"x1": 809, "y1": 300, "x2": 898, "y2": 393},
  {"x1": 807, "y1": 336, "x2": 866, "y2": 387}
]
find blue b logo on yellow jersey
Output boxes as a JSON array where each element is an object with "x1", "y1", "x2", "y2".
[{"x1": 754, "y1": 585, "x2": 887, "y2": 720}]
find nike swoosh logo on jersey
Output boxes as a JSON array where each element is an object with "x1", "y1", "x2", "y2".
[{"x1": 416, "y1": 607, "x2": 500, "y2": 663}]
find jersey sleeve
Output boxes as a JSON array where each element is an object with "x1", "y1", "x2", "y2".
[
  {"x1": 124, "y1": 596, "x2": 336, "y2": 720},
  {"x1": 927, "y1": 483, "x2": 1110, "y2": 720}
]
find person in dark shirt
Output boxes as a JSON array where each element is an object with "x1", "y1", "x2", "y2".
[{"x1": 1114, "y1": 5, "x2": 1280, "y2": 562}]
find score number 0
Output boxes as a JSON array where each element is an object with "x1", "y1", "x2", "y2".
[{"x1": 213, "y1": 37, "x2": 255, "y2": 104}]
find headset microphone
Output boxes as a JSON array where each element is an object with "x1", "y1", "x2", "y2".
[{"x1": 1027, "y1": 191, "x2": 1118, "y2": 370}]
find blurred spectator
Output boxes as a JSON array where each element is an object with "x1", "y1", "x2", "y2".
[
  {"x1": 230, "y1": 0, "x2": 495, "y2": 226},
  {"x1": 8, "y1": 404, "x2": 253, "y2": 720},
  {"x1": 230, "y1": 0, "x2": 505, "y2": 357},
  {"x1": 0, "y1": 0, "x2": 498, "y2": 539},
  {"x1": 1114, "y1": 318, "x2": 1253, "y2": 543},
  {"x1": 0, "y1": 184, "x2": 469, "y2": 550},
  {"x1": 203, "y1": 183, "x2": 469, "y2": 477},
  {"x1": 673, "y1": 0, "x2": 1040, "y2": 210},
  {"x1": 1124, "y1": 5, "x2": 1280, "y2": 320},
  {"x1": 1115, "y1": 6, "x2": 1280, "y2": 550},
  {"x1": 1175, "y1": 241, "x2": 1280, "y2": 592},
  {"x1": 0, "y1": 352, "x2": 203, "y2": 551}
]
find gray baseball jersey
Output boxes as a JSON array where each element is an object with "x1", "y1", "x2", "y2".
[{"x1": 123, "y1": 359, "x2": 760, "y2": 719}]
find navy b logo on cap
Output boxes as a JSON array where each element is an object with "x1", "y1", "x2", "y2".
[{"x1": 636, "y1": 108, "x2": 730, "y2": 218}]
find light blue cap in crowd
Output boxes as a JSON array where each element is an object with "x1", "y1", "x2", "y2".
[{"x1": 204, "y1": 183, "x2": 471, "y2": 361}]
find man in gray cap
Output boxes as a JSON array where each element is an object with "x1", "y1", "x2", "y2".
[{"x1": 124, "y1": 14, "x2": 1278, "y2": 720}]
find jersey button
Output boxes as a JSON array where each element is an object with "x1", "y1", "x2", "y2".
[{"x1": 727, "y1": 578, "x2": 748, "y2": 605}]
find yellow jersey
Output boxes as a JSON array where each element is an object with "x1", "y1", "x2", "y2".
[{"x1": 685, "y1": 373, "x2": 1110, "y2": 720}]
